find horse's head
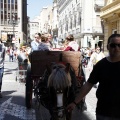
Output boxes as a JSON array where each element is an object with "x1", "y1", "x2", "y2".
[
  {"x1": 47, "y1": 63, "x2": 72, "y2": 119},
  {"x1": 48, "y1": 63, "x2": 71, "y2": 90}
]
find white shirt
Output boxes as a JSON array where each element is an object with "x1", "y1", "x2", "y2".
[{"x1": 68, "y1": 41, "x2": 79, "y2": 51}]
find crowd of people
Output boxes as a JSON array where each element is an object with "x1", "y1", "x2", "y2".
[
  {"x1": 0, "y1": 32, "x2": 105, "y2": 99},
  {"x1": 5, "y1": 33, "x2": 105, "y2": 65}
]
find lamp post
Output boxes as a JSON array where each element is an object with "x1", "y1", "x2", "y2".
[{"x1": 7, "y1": 13, "x2": 20, "y2": 45}]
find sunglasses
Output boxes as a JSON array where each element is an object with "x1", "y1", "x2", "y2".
[{"x1": 109, "y1": 43, "x2": 120, "y2": 48}]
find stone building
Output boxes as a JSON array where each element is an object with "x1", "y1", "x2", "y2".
[
  {"x1": 57, "y1": 0, "x2": 105, "y2": 49},
  {"x1": 0, "y1": 0, "x2": 27, "y2": 47},
  {"x1": 100, "y1": 0, "x2": 120, "y2": 52}
]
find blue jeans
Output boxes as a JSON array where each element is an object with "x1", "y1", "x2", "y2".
[
  {"x1": 0, "y1": 67, "x2": 4, "y2": 92},
  {"x1": 96, "y1": 114, "x2": 120, "y2": 120},
  {"x1": 9, "y1": 55, "x2": 13, "y2": 62}
]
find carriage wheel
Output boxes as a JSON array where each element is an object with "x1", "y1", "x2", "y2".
[
  {"x1": 25, "y1": 76, "x2": 33, "y2": 109},
  {"x1": 25, "y1": 89, "x2": 32, "y2": 109}
]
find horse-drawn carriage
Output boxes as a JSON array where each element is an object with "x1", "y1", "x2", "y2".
[{"x1": 25, "y1": 51, "x2": 86, "y2": 120}]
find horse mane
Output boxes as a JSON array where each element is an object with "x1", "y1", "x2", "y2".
[{"x1": 47, "y1": 63, "x2": 72, "y2": 90}]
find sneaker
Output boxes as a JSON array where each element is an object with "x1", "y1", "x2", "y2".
[{"x1": 0, "y1": 92, "x2": 2, "y2": 98}]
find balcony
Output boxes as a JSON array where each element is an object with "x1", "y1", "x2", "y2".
[
  {"x1": 101, "y1": 0, "x2": 120, "y2": 19},
  {"x1": 94, "y1": 0, "x2": 105, "y2": 12}
]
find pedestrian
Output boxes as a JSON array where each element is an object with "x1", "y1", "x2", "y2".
[
  {"x1": 0, "y1": 39, "x2": 6, "y2": 98},
  {"x1": 38, "y1": 34, "x2": 51, "y2": 51},
  {"x1": 64, "y1": 34, "x2": 80, "y2": 51},
  {"x1": 31, "y1": 33, "x2": 41, "y2": 52},
  {"x1": 9, "y1": 46, "x2": 14, "y2": 62},
  {"x1": 84, "y1": 47, "x2": 91, "y2": 62},
  {"x1": 90, "y1": 46, "x2": 105, "y2": 66},
  {"x1": 67, "y1": 34, "x2": 120, "y2": 120},
  {"x1": 89, "y1": 46, "x2": 105, "y2": 88}
]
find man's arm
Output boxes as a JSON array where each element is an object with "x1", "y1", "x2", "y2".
[
  {"x1": 74, "y1": 81, "x2": 93, "y2": 104},
  {"x1": 67, "y1": 81, "x2": 93, "y2": 111}
]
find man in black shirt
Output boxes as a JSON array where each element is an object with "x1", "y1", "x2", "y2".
[{"x1": 67, "y1": 34, "x2": 120, "y2": 120}]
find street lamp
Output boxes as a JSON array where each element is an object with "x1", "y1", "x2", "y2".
[{"x1": 7, "y1": 13, "x2": 20, "y2": 43}]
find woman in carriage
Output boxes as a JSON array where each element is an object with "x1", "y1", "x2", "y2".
[{"x1": 64, "y1": 34, "x2": 80, "y2": 51}]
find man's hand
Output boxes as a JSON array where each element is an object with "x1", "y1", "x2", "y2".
[{"x1": 67, "y1": 102, "x2": 76, "y2": 112}]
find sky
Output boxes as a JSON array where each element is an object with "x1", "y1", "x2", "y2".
[{"x1": 27, "y1": 0, "x2": 53, "y2": 21}]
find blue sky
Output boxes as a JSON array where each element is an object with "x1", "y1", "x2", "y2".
[{"x1": 27, "y1": 0, "x2": 53, "y2": 21}]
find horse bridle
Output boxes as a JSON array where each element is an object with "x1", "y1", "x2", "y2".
[{"x1": 51, "y1": 88, "x2": 70, "y2": 118}]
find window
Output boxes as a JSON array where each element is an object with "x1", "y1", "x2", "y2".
[
  {"x1": 4, "y1": 3, "x2": 7, "y2": 8},
  {"x1": 15, "y1": 4, "x2": 17, "y2": 9},
  {"x1": 8, "y1": 13, "x2": 10, "y2": 18},
  {"x1": 78, "y1": 12, "x2": 81, "y2": 25},
  {"x1": 11, "y1": 0, "x2": 14, "y2": 4},
  {"x1": 8, "y1": 4, "x2": 10, "y2": 10},
  {"x1": 1, "y1": 14, "x2": 3, "y2": 19},
  {"x1": 1, "y1": 3, "x2": 3, "y2": 8},
  {"x1": 8, "y1": 0, "x2": 10, "y2": 3},
  {"x1": 15, "y1": 0, "x2": 17, "y2": 4},
  {"x1": 4, "y1": 15, "x2": 7, "y2": 19},
  {"x1": 74, "y1": 15, "x2": 76, "y2": 27},
  {"x1": 4, "y1": 10, "x2": 7, "y2": 14},
  {"x1": 11, "y1": 4, "x2": 14, "y2": 9}
]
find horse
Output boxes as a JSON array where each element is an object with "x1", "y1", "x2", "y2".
[
  {"x1": 34, "y1": 62, "x2": 77, "y2": 120},
  {"x1": 47, "y1": 63, "x2": 73, "y2": 120}
]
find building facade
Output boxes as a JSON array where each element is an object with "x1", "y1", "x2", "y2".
[
  {"x1": 29, "y1": 21, "x2": 39, "y2": 40},
  {"x1": 0, "y1": 0, "x2": 27, "y2": 47},
  {"x1": 100, "y1": 0, "x2": 120, "y2": 52},
  {"x1": 52, "y1": 0, "x2": 58, "y2": 38},
  {"x1": 39, "y1": 6, "x2": 53, "y2": 34},
  {"x1": 57, "y1": 0, "x2": 105, "y2": 49}
]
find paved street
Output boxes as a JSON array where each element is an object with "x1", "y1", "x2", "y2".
[{"x1": 0, "y1": 55, "x2": 97, "y2": 120}]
